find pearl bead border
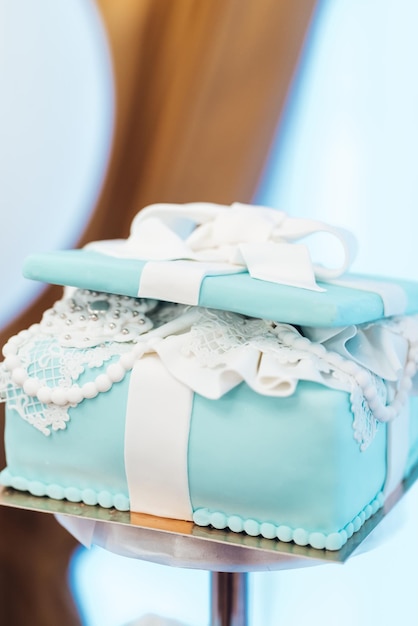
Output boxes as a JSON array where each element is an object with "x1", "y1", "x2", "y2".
[
  {"x1": 3, "y1": 316, "x2": 418, "y2": 424},
  {"x1": 193, "y1": 491, "x2": 384, "y2": 551},
  {"x1": 0, "y1": 466, "x2": 384, "y2": 550},
  {"x1": 2, "y1": 324, "x2": 146, "y2": 408},
  {"x1": 0, "y1": 467, "x2": 130, "y2": 511}
]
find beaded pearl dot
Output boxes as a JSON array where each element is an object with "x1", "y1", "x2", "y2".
[
  {"x1": 95, "y1": 374, "x2": 113, "y2": 393},
  {"x1": 37, "y1": 386, "x2": 52, "y2": 404},
  {"x1": 355, "y1": 369, "x2": 371, "y2": 388},
  {"x1": 11, "y1": 367, "x2": 28, "y2": 385},
  {"x1": 2, "y1": 343, "x2": 15, "y2": 357},
  {"x1": 119, "y1": 351, "x2": 137, "y2": 370},
  {"x1": 23, "y1": 377, "x2": 41, "y2": 396},
  {"x1": 51, "y1": 388, "x2": 70, "y2": 406},
  {"x1": 81, "y1": 382, "x2": 99, "y2": 399},
  {"x1": 379, "y1": 405, "x2": 396, "y2": 422},
  {"x1": 367, "y1": 396, "x2": 382, "y2": 413},
  {"x1": 106, "y1": 363, "x2": 126, "y2": 383},
  {"x1": 400, "y1": 377, "x2": 413, "y2": 392},
  {"x1": 6, "y1": 335, "x2": 21, "y2": 347},
  {"x1": 363, "y1": 384, "x2": 378, "y2": 401},
  {"x1": 4, "y1": 355, "x2": 21, "y2": 371},
  {"x1": 66, "y1": 386, "x2": 84, "y2": 405}
]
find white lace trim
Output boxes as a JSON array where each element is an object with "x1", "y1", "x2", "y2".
[
  {"x1": 1, "y1": 290, "x2": 418, "y2": 448},
  {"x1": 1, "y1": 339, "x2": 136, "y2": 436},
  {"x1": 160, "y1": 309, "x2": 418, "y2": 450},
  {"x1": 0, "y1": 290, "x2": 188, "y2": 436}
]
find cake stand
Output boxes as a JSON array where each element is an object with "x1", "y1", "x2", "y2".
[{"x1": 1, "y1": 463, "x2": 417, "y2": 626}]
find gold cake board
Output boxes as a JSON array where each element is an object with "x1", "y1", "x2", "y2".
[{"x1": 1, "y1": 465, "x2": 417, "y2": 626}]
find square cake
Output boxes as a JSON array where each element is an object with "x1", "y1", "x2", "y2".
[{"x1": 1, "y1": 202, "x2": 418, "y2": 551}]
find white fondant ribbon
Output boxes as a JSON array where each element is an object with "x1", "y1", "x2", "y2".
[
  {"x1": 124, "y1": 353, "x2": 194, "y2": 521},
  {"x1": 138, "y1": 260, "x2": 245, "y2": 305},
  {"x1": 87, "y1": 202, "x2": 357, "y2": 304}
]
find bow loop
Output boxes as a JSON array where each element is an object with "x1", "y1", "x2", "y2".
[{"x1": 88, "y1": 202, "x2": 357, "y2": 298}]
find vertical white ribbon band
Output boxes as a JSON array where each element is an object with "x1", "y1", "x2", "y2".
[
  {"x1": 124, "y1": 354, "x2": 194, "y2": 521},
  {"x1": 138, "y1": 260, "x2": 243, "y2": 305}
]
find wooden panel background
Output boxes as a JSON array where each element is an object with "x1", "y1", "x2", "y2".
[{"x1": 0, "y1": 2, "x2": 318, "y2": 623}]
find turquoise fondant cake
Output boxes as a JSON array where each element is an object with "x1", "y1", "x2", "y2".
[{"x1": 1, "y1": 203, "x2": 418, "y2": 551}]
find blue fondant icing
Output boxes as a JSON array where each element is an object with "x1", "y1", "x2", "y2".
[
  {"x1": 3, "y1": 346, "x2": 418, "y2": 550},
  {"x1": 3, "y1": 355, "x2": 130, "y2": 500},
  {"x1": 188, "y1": 382, "x2": 387, "y2": 534},
  {"x1": 22, "y1": 250, "x2": 418, "y2": 326},
  {"x1": 309, "y1": 533, "x2": 327, "y2": 550}
]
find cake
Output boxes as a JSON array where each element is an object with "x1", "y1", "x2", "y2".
[{"x1": 1, "y1": 202, "x2": 418, "y2": 552}]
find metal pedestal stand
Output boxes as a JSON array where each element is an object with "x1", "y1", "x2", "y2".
[{"x1": 210, "y1": 572, "x2": 248, "y2": 626}]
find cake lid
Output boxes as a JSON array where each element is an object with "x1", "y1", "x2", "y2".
[{"x1": 23, "y1": 203, "x2": 418, "y2": 327}]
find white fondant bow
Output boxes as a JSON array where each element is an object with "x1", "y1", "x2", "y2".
[{"x1": 88, "y1": 202, "x2": 357, "y2": 293}]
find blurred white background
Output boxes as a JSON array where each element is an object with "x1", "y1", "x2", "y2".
[
  {"x1": 257, "y1": 0, "x2": 418, "y2": 280},
  {"x1": 0, "y1": 0, "x2": 113, "y2": 328}
]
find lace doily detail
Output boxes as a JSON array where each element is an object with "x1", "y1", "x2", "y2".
[
  {"x1": 182, "y1": 309, "x2": 275, "y2": 367},
  {"x1": 1, "y1": 337, "x2": 135, "y2": 436},
  {"x1": 0, "y1": 295, "x2": 193, "y2": 436},
  {"x1": 181, "y1": 310, "x2": 418, "y2": 450},
  {"x1": 350, "y1": 375, "x2": 387, "y2": 451},
  {"x1": 183, "y1": 310, "x2": 334, "y2": 374}
]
